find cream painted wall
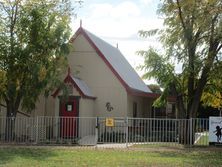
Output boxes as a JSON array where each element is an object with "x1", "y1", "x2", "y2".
[
  {"x1": 45, "y1": 96, "x2": 55, "y2": 116},
  {"x1": 79, "y1": 99, "x2": 95, "y2": 117},
  {"x1": 127, "y1": 95, "x2": 144, "y2": 118},
  {"x1": 143, "y1": 98, "x2": 154, "y2": 118},
  {"x1": 30, "y1": 95, "x2": 46, "y2": 117},
  {"x1": 69, "y1": 34, "x2": 127, "y2": 117},
  {"x1": 127, "y1": 95, "x2": 154, "y2": 118},
  {"x1": 78, "y1": 99, "x2": 96, "y2": 139},
  {"x1": 29, "y1": 94, "x2": 55, "y2": 117}
]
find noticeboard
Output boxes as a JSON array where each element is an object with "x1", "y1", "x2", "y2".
[{"x1": 209, "y1": 117, "x2": 222, "y2": 145}]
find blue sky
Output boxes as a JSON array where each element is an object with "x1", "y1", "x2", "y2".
[{"x1": 71, "y1": 0, "x2": 163, "y2": 84}]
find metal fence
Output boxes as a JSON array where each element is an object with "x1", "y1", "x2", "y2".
[{"x1": 0, "y1": 117, "x2": 209, "y2": 147}]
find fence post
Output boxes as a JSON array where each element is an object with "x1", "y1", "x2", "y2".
[
  {"x1": 36, "y1": 116, "x2": 38, "y2": 144},
  {"x1": 95, "y1": 117, "x2": 98, "y2": 148},
  {"x1": 125, "y1": 117, "x2": 128, "y2": 148},
  {"x1": 190, "y1": 118, "x2": 193, "y2": 147}
]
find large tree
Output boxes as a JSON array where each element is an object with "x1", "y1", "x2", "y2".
[
  {"x1": 0, "y1": 0, "x2": 75, "y2": 139},
  {"x1": 138, "y1": 0, "x2": 222, "y2": 119}
]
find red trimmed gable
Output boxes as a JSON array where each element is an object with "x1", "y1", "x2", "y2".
[
  {"x1": 70, "y1": 27, "x2": 129, "y2": 91},
  {"x1": 52, "y1": 72, "x2": 96, "y2": 100},
  {"x1": 70, "y1": 27, "x2": 153, "y2": 97}
]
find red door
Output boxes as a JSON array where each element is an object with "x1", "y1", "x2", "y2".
[{"x1": 60, "y1": 97, "x2": 78, "y2": 138}]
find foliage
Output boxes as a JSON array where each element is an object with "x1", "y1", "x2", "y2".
[
  {"x1": 201, "y1": 81, "x2": 222, "y2": 109},
  {"x1": 147, "y1": 84, "x2": 162, "y2": 94},
  {"x1": 0, "y1": 0, "x2": 75, "y2": 115},
  {"x1": 202, "y1": 92, "x2": 222, "y2": 109},
  {"x1": 138, "y1": 0, "x2": 222, "y2": 118}
]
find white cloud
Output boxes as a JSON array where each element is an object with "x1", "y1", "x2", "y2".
[
  {"x1": 110, "y1": 1, "x2": 141, "y2": 18},
  {"x1": 139, "y1": 0, "x2": 153, "y2": 5},
  {"x1": 73, "y1": 1, "x2": 163, "y2": 38},
  {"x1": 89, "y1": 1, "x2": 140, "y2": 19},
  {"x1": 89, "y1": 3, "x2": 113, "y2": 19}
]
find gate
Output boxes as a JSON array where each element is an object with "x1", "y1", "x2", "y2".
[{"x1": 97, "y1": 117, "x2": 127, "y2": 143}]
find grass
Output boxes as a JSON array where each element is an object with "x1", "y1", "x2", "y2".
[{"x1": 0, "y1": 145, "x2": 222, "y2": 167}]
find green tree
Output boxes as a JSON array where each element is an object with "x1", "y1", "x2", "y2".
[
  {"x1": 148, "y1": 84, "x2": 162, "y2": 94},
  {"x1": 0, "y1": 0, "x2": 75, "y2": 139},
  {"x1": 201, "y1": 79, "x2": 222, "y2": 110},
  {"x1": 138, "y1": 0, "x2": 222, "y2": 119}
]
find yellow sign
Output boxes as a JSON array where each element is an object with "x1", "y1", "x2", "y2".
[{"x1": 105, "y1": 118, "x2": 114, "y2": 127}]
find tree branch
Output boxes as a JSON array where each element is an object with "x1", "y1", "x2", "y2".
[
  {"x1": 12, "y1": 1, "x2": 19, "y2": 28},
  {"x1": 176, "y1": 0, "x2": 186, "y2": 31},
  {"x1": 194, "y1": 28, "x2": 201, "y2": 44},
  {"x1": 209, "y1": 14, "x2": 218, "y2": 45},
  {"x1": 216, "y1": 44, "x2": 222, "y2": 53},
  {"x1": 0, "y1": 1, "x2": 10, "y2": 16},
  {"x1": 9, "y1": 0, "x2": 19, "y2": 66}
]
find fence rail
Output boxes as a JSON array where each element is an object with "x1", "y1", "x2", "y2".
[{"x1": 0, "y1": 117, "x2": 209, "y2": 147}]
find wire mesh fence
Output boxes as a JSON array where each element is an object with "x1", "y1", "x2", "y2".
[{"x1": 0, "y1": 116, "x2": 209, "y2": 147}]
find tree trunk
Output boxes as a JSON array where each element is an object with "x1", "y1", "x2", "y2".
[
  {"x1": 5, "y1": 101, "x2": 17, "y2": 142},
  {"x1": 176, "y1": 94, "x2": 186, "y2": 119},
  {"x1": 176, "y1": 94, "x2": 192, "y2": 145},
  {"x1": 178, "y1": 119, "x2": 191, "y2": 145},
  {"x1": 189, "y1": 50, "x2": 217, "y2": 118}
]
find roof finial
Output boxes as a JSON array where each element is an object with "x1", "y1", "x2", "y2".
[
  {"x1": 116, "y1": 43, "x2": 118, "y2": 49},
  {"x1": 80, "y1": 19, "x2": 82, "y2": 27},
  {"x1": 68, "y1": 67, "x2": 71, "y2": 75}
]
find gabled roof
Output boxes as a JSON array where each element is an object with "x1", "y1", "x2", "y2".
[
  {"x1": 71, "y1": 76, "x2": 95, "y2": 98},
  {"x1": 52, "y1": 73, "x2": 96, "y2": 99},
  {"x1": 70, "y1": 27, "x2": 152, "y2": 96}
]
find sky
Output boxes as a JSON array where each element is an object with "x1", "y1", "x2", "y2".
[{"x1": 71, "y1": 0, "x2": 163, "y2": 84}]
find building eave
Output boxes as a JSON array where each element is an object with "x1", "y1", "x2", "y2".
[{"x1": 52, "y1": 73, "x2": 96, "y2": 100}]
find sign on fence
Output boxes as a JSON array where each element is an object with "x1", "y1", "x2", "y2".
[
  {"x1": 209, "y1": 117, "x2": 222, "y2": 145},
  {"x1": 105, "y1": 118, "x2": 114, "y2": 127}
]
